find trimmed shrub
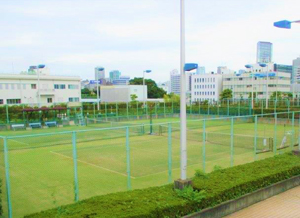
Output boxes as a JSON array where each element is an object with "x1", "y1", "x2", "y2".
[{"x1": 25, "y1": 153, "x2": 300, "y2": 218}]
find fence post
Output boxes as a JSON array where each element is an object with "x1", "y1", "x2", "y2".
[
  {"x1": 126, "y1": 127, "x2": 132, "y2": 190},
  {"x1": 171, "y1": 100, "x2": 174, "y2": 115},
  {"x1": 93, "y1": 103, "x2": 96, "y2": 118},
  {"x1": 230, "y1": 117, "x2": 234, "y2": 167},
  {"x1": 298, "y1": 112, "x2": 300, "y2": 151},
  {"x1": 168, "y1": 123, "x2": 172, "y2": 183},
  {"x1": 261, "y1": 100, "x2": 263, "y2": 115},
  {"x1": 273, "y1": 113, "x2": 277, "y2": 155},
  {"x1": 146, "y1": 102, "x2": 148, "y2": 117},
  {"x1": 208, "y1": 103, "x2": 210, "y2": 116},
  {"x1": 116, "y1": 103, "x2": 118, "y2": 120},
  {"x1": 105, "y1": 102, "x2": 107, "y2": 120},
  {"x1": 238, "y1": 101, "x2": 240, "y2": 116},
  {"x1": 136, "y1": 101, "x2": 139, "y2": 118},
  {"x1": 6, "y1": 105, "x2": 9, "y2": 124},
  {"x1": 199, "y1": 102, "x2": 201, "y2": 115},
  {"x1": 227, "y1": 99, "x2": 229, "y2": 116},
  {"x1": 202, "y1": 119, "x2": 206, "y2": 173},
  {"x1": 72, "y1": 132, "x2": 79, "y2": 202},
  {"x1": 126, "y1": 102, "x2": 129, "y2": 119},
  {"x1": 292, "y1": 111, "x2": 295, "y2": 150},
  {"x1": 217, "y1": 104, "x2": 220, "y2": 116},
  {"x1": 254, "y1": 115, "x2": 258, "y2": 160},
  {"x1": 164, "y1": 101, "x2": 166, "y2": 117},
  {"x1": 4, "y1": 137, "x2": 12, "y2": 218},
  {"x1": 155, "y1": 102, "x2": 157, "y2": 117}
]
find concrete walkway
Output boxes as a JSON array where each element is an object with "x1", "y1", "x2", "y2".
[{"x1": 225, "y1": 186, "x2": 300, "y2": 218}]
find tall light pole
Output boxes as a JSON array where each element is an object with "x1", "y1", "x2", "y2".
[
  {"x1": 180, "y1": 0, "x2": 187, "y2": 181},
  {"x1": 96, "y1": 72, "x2": 100, "y2": 110},
  {"x1": 245, "y1": 64, "x2": 254, "y2": 109},
  {"x1": 37, "y1": 66, "x2": 41, "y2": 108},
  {"x1": 143, "y1": 70, "x2": 151, "y2": 107}
]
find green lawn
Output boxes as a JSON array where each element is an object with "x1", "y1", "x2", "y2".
[{"x1": 0, "y1": 116, "x2": 298, "y2": 217}]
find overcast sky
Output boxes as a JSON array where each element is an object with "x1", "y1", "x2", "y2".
[{"x1": 1, "y1": 0, "x2": 300, "y2": 83}]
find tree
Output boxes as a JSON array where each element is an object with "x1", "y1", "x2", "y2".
[
  {"x1": 130, "y1": 94, "x2": 138, "y2": 102},
  {"x1": 129, "y1": 78, "x2": 166, "y2": 98},
  {"x1": 81, "y1": 88, "x2": 92, "y2": 95},
  {"x1": 163, "y1": 93, "x2": 180, "y2": 102},
  {"x1": 220, "y1": 89, "x2": 232, "y2": 100}
]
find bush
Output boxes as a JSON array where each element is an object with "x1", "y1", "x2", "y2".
[{"x1": 25, "y1": 153, "x2": 300, "y2": 218}]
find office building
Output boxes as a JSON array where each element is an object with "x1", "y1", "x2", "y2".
[
  {"x1": 112, "y1": 76, "x2": 130, "y2": 85},
  {"x1": 293, "y1": 57, "x2": 300, "y2": 84},
  {"x1": 257, "y1": 41, "x2": 273, "y2": 63},
  {"x1": 191, "y1": 73, "x2": 223, "y2": 102},
  {"x1": 100, "y1": 85, "x2": 147, "y2": 103},
  {"x1": 170, "y1": 69, "x2": 180, "y2": 95},
  {"x1": 223, "y1": 66, "x2": 291, "y2": 99},
  {"x1": 0, "y1": 65, "x2": 81, "y2": 106},
  {"x1": 95, "y1": 67, "x2": 105, "y2": 80},
  {"x1": 109, "y1": 70, "x2": 121, "y2": 82}
]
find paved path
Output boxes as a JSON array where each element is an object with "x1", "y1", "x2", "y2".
[{"x1": 225, "y1": 186, "x2": 300, "y2": 218}]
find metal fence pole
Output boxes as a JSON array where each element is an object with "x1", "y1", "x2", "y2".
[
  {"x1": 202, "y1": 119, "x2": 206, "y2": 173},
  {"x1": 273, "y1": 113, "x2": 277, "y2": 155},
  {"x1": 126, "y1": 127, "x2": 132, "y2": 190},
  {"x1": 298, "y1": 112, "x2": 300, "y2": 151},
  {"x1": 261, "y1": 100, "x2": 263, "y2": 115},
  {"x1": 155, "y1": 102, "x2": 157, "y2": 117},
  {"x1": 238, "y1": 101, "x2": 240, "y2": 116},
  {"x1": 199, "y1": 102, "x2": 201, "y2": 115},
  {"x1": 227, "y1": 99, "x2": 229, "y2": 116},
  {"x1": 136, "y1": 102, "x2": 139, "y2": 118},
  {"x1": 6, "y1": 105, "x2": 9, "y2": 124},
  {"x1": 254, "y1": 115, "x2": 258, "y2": 160},
  {"x1": 168, "y1": 123, "x2": 172, "y2": 183},
  {"x1": 164, "y1": 101, "x2": 166, "y2": 117},
  {"x1": 190, "y1": 103, "x2": 192, "y2": 115},
  {"x1": 292, "y1": 111, "x2": 295, "y2": 150},
  {"x1": 105, "y1": 102, "x2": 107, "y2": 119},
  {"x1": 126, "y1": 102, "x2": 129, "y2": 119},
  {"x1": 208, "y1": 103, "x2": 210, "y2": 116},
  {"x1": 171, "y1": 100, "x2": 174, "y2": 115},
  {"x1": 230, "y1": 117, "x2": 234, "y2": 167},
  {"x1": 116, "y1": 103, "x2": 118, "y2": 119},
  {"x1": 93, "y1": 103, "x2": 96, "y2": 118},
  {"x1": 4, "y1": 137, "x2": 12, "y2": 218},
  {"x1": 72, "y1": 132, "x2": 79, "y2": 202}
]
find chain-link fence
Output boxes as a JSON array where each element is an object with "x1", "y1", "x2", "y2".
[{"x1": 0, "y1": 111, "x2": 299, "y2": 217}]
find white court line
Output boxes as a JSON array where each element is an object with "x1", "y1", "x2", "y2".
[
  {"x1": 137, "y1": 150, "x2": 233, "y2": 178},
  {"x1": 50, "y1": 151, "x2": 135, "y2": 179},
  {"x1": 9, "y1": 139, "x2": 29, "y2": 146}
]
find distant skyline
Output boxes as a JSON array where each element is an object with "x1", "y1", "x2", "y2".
[{"x1": 0, "y1": 0, "x2": 299, "y2": 83}]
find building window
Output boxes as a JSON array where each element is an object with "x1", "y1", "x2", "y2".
[
  {"x1": 69, "y1": 97, "x2": 79, "y2": 102},
  {"x1": 31, "y1": 84, "x2": 37, "y2": 89},
  {"x1": 54, "y1": 84, "x2": 66, "y2": 89},
  {"x1": 0, "y1": 99, "x2": 3, "y2": 104},
  {"x1": 17, "y1": 84, "x2": 21, "y2": 89},
  {"x1": 47, "y1": 98, "x2": 53, "y2": 103},
  {"x1": 5, "y1": 84, "x2": 9, "y2": 89},
  {"x1": 11, "y1": 84, "x2": 15, "y2": 90},
  {"x1": 0, "y1": 84, "x2": 2, "y2": 89},
  {"x1": 68, "y1": 84, "x2": 79, "y2": 89},
  {"x1": 7, "y1": 99, "x2": 21, "y2": 104},
  {"x1": 23, "y1": 84, "x2": 26, "y2": 89}
]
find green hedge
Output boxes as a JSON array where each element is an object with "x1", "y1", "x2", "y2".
[{"x1": 25, "y1": 153, "x2": 300, "y2": 218}]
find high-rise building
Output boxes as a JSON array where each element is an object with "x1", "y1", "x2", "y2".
[
  {"x1": 257, "y1": 41, "x2": 273, "y2": 63},
  {"x1": 293, "y1": 57, "x2": 300, "y2": 84},
  {"x1": 109, "y1": 70, "x2": 121, "y2": 82},
  {"x1": 170, "y1": 69, "x2": 180, "y2": 95},
  {"x1": 95, "y1": 67, "x2": 105, "y2": 80}
]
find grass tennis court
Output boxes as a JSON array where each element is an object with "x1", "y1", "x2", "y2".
[{"x1": 0, "y1": 113, "x2": 299, "y2": 217}]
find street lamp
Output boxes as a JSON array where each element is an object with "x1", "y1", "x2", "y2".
[
  {"x1": 259, "y1": 63, "x2": 268, "y2": 109},
  {"x1": 274, "y1": 19, "x2": 300, "y2": 101},
  {"x1": 143, "y1": 70, "x2": 151, "y2": 107},
  {"x1": 245, "y1": 64, "x2": 254, "y2": 109}
]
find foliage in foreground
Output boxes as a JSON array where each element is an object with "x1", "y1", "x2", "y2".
[{"x1": 25, "y1": 153, "x2": 300, "y2": 218}]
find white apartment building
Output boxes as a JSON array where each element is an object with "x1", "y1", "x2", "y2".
[
  {"x1": 100, "y1": 85, "x2": 147, "y2": 103},
  {"x1": 293, "y1": 57, "x2": 300, "y2": 84},
  {"x1": 0, "y1": 66, "x2": 81, "y2": 106},
  {"x1": 191, "y1": 73, "x2": 223, "y2": 102},
  {"x1": 223, "y1": 71, "x2": 291, "y2": 99}
]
